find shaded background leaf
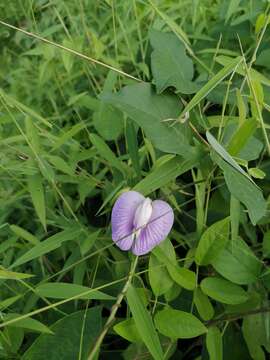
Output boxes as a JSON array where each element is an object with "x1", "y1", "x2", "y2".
[
  {"x1": 150, "y1": 29, "x2": 198, "y2": 94},
  {"x1": 22, "y1": 308, "x2": 102, "y2": 360},
  {"x1": 102, "y1": 83, "x2": 195, "y2": 156}
]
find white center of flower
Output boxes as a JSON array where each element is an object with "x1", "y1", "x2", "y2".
[{"x1": 133, "y1": 198, "x2": 152, "y2": 239}]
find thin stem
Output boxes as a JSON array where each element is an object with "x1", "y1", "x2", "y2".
[
  {"x1": 206, "y1": 307, "x2": 270, "y2": 327},
  {"x1": 189, "y1": 122, "x2": 210, "y2": 148},
  {"x1": 87, "y1": 256, "x2": 139, "y2": 360},
  {"x1": 0, "y1": 20, "x2": 141, "y2": 82}
]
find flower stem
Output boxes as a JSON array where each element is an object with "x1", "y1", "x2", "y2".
[{"x1": 87, "y1": 256, "x2": 139, "y2": 360}]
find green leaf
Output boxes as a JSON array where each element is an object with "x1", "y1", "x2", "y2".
[
  {"x1": 102, "y1": 83, "x2": 195, "y2": 156},
  {"x1": 25, "y1": 116, "x2": 40, "y2": 153},
  {"x1": 0, "y1": 89, "x2": 51, "y2": 128},
  {"x1": 206, "y1": 326, "x2": 223, "y2": 360},
  {"x1": 223, "y1": 323, "x2": 252, "y2": 359},
  {"x1": 27, "y1": 173, "x2": 46, "y2": 231},
  {"x1": 227, "y1": 119, "x2": 257, "y2": 156},
  {"x1": 152, "y1": 238, "x2": 177, "y2": 265},
  {"x1": 79, "y1": 230, "x2": 100, "y2": 256},
  {"x1": 125, "y1": 120, "x2": 141, "y2": 179},
  {"x1": 22, "y1": 308, "x2": 102, "y2": 360},
  {"x1": 11, "y1": 227, "x2": 82, "y2": 268},
  {"x1": 256, "y1": 49, "x2": 270, "y2": 68},
  {"x1": 149, "y1": 254, "x2": 174, "y2": 296},
  {"x1": 10, "y1": 224, "x2": 39, "y2": 245},
  {"x1": 93, "y1": 70, "x2": 124, "y2": 141},
  {"x1": 47, "y1": 155, "x2": 74, "y2": 176},
  {"x1": 148, "y1": 0, "x2": 191, "y2": 46},
  {"x1": 167, "y1": 265, "x2": 196, "y2": 291},
  {"x1": 212, "y1": 152, "x2": 267, "y2": 225},
  {"x1": 4, "y1": 314, "x2": 52, "y2": 334},
  {"x1": 62, "y1": 39, "x2": 74, "y2": 73},
  {"x1": 0, "y1": 295, "x2": 22, "y2": 310},
  {"x1": 89, "y1": 133, "x2": 127, "y2": 174},
  {"x1": 134, "y1": 154, "x2": 199, "y2": 196},
  {"x1": 38, "y1": 158, "x2": 55, "y2": 182},
  {"x1": 225, "y1": 0, "x2": 241, "y2": 23},
  {"x1": 52, "y1": 123, "x2": 85, "y2": 150},
  {"x1": 206, "y1": 131, "x2": 254, "y2": 182},
  {"x1": 256, "y1": 13, "x2": 268, "y2": 35},
  {"x1": 216, "y1": 55, "x2": 270, "y2": 87},
  {"x1": 35, "y1": 282, "x2": 114, "y2": 300},
  {"x1": 150, "y1": 29, "x2": 197, "y2": 94},
  {"x1": 126, "y1": 285, "x2": 163, "y2": 360},
  {"x1": 152, "y1": 239, "x2": 196, "y2": 291},
  {"x1": 225, "y1": 291, "x2": 261, "y2": 315},
  {"x1": 179, "y1": 56, "x2": 242, "y2": 117},
  {"x1": 236, "y1": 89, "x2": 246, "y2": 124},
  {"x1": 155, "y1": 308, "x2": 207, "y2": 339},
  {"x1": 201, "y1": 277, "x2": 248, "y2": 305},
  {"x1": 211, "y1": 237, "x2": 262, "y2": 285},
  {"x1": 113, "y1": 318, "x2": 141, "y2": 343},
  {"x1": 93, "y1": 105, "x2": 124, "y2": 141},
  {"x1": 194, "y1": 287, "x2": 214, "y2": 321},
  {"x1": 263, "y1": 230, "x2": 270, "y2": 258},
  {"x1": 239, "y1": 136, "x2": 263, "y2": 161},
  {"x1": 164, "y1": 283, "x2": 182, "y2": 303},
  {"x1": 230, "y1": 196, "x2": 240, "y2": 242},
  {"x1": 0, "y1": 269, "x2": 33, "y2": 280},
  {"x1": 242, "y1": 313, "x2": 269, "y2": 360},
  {"x1": 248, "y1": 167, "x2": 266, "y2": 179},
  {"x1": 195, "y1": 218, "x2": 230, "y2": 266}
]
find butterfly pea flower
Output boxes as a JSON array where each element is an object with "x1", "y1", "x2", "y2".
[{"x1": 111, "y1": 191, "x2": 174, "y2": 255}]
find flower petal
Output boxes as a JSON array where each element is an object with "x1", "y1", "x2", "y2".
[
  {"x1": 111, "y1": 191, "x2": 145, "y2": 251},
  {"x1": 132, "y1": 200, "x2": 174, "y2": 255}
]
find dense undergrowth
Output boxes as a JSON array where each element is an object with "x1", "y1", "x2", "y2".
[{"x1": 1, "y1": 0, "x2": 270, "y2": 359}]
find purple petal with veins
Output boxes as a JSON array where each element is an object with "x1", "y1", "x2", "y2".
[
  {"x1": 111, "y1": 191, "x2": 174, "y2": 255},
  {"x1": 132, "y1": 200, "x2": 174, "y2": 255},
  {"x1": 111, "y1": 191, "x2": 144, "y2": 250}
]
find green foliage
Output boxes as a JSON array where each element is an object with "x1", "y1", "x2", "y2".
[
  {"x1": 102, "y1": 83, "x2": 195, "y2": 156},
  {"x1": 212, "y1": 237, "x2": 262, "y2": 285},
  {"x1": 35, "y1": 282, "x2": 114, "y2": 300},
  {"x1": 113, "y1": 318, "x2": 141, "y2": 343},
  {"x1": 22, "y1": 308, "x2": 102, "y2": 360},
  {"x1": 201, "y1": 277, "x2": 249, "y2": 305},
  {"x1": 194, "y1": 287, "x2": 214, "y2": 321},
  {"x1": 1, "y1": 0, "x2": 270, "y2": 359},
  {"x1": 195, "y1": 217, "x2": 230, "y2": 265},
  {"x1": 3, "y1": 314, "x2": 52, "y2": 334},
  {"x1": 150, "y1": 29, "x2": 197, "y2": 94},
  {"x1": 206, "y1": 326, "x2": 223, "y2": 360},
  {"x1": 126, "y1": 285, "x2": 164, "y2": 360},
  {"x1": 155, "y1": 308, "x2": 207, "y2": 338}
]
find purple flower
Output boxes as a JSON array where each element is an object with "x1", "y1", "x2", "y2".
[{"x1": 111, "y1": 191, "x2": 174, "y2": 255}]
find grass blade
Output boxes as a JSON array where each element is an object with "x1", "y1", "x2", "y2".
[
  {"x1": 126, "y1": 285, "x2": 163, "y2": 360},
  {"x1": 27, "y1": 173, "x2": 46, "y2": 231},
  {"x1": 179, "y1": 56, "x2": 242, "y2": 118}
]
